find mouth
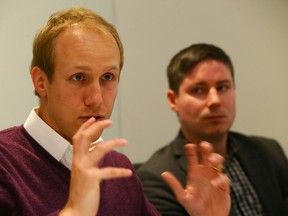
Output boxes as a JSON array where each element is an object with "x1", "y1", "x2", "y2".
[
  {"x1": 204, "y1": 114, "x2": 225, "y2": 121},
  {"x1": 80, "y1": 115, "x2": 105, "y2": 121},
  {"x1": 93, "y1": 116, "x2": 104, "y2": 121}
]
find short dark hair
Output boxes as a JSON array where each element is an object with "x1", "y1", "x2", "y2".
[{"x1": 167, "y1": 43, "x2": 234, "y2": 93}]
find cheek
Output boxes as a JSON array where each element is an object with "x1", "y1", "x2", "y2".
[
  {"x1": 48, "y1": 87, "x2": 83, "y2": 116},
  {"x1": 48, "y1": 80, "x2": 74, "y2": 99},
  {"x1": 103, "y1": 88, "x2": 117, "y2": 106},
  {"x1": 223, "y1": 94, "x2": 236, "y2": 111},
  {"x1": 229, "y1": 99, "x2": 237, "y2": 118},
  {"x1": 52, "y1": 89, "x2": 75, "y2": 105},
  {"x1": 177, "y1": 98, "x2": 202, "y2": 117}
]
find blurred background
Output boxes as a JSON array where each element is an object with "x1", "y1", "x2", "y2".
[{"x1": 1, "y1": 0, "x2": 287, "y2": 163}]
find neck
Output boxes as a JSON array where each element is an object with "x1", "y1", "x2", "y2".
[{"x1": 183, "y1": 131, "x2": 228, "y2": 157}]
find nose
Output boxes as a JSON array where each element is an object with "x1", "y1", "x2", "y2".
[
  {"x1": 84, "y1": 81, "x2": 103, "y2": 108},
  {"x1": 207, "y1": 88, "x2": 221, "y2": 108}
]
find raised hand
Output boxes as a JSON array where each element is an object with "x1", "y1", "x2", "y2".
[
  {"x1": 161, "y1": 141, "x2": 230, "y2": 216},
  {"x1": 60, "y1": 118, "x2": 132, "y2": 216}
]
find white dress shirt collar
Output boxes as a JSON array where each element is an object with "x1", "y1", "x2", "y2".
[
  {"x1": 24, "y1": 108, "x2": 69, "y2": 161},
  {"x1": 23, "y1": 108, "x2": 103, "y2": 170}
]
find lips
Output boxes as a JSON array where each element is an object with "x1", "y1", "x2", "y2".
[
  {"x1": 80, "y1": 115, "x2": 104, "y2": 121},
  {"x1": 94, "y1": 116, "x2": 104, "y2": 121},
  {"x1": 204, "y1": 114, "x2": 226, "y2": 120}
]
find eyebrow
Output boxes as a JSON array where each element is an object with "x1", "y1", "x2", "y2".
[
  {"x1": 217, "y1": 80, "x2": 233, "y2": 84},
  {"x1": 192, "y1": 79, "x2": 232, "y2": 86},
  {"x1": 73, "y1": 65, "x2": 120, "y2": 71}
]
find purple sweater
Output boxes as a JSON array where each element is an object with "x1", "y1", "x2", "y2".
[{"x1": 0, "y1": 125, "x2": 160, "y2": 216}]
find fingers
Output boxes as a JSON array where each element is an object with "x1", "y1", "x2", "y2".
[
  {"x1": 211, "y1": 172, "x2": 230, "y2": 193},
  {"x1": 199, "y1": 141, "x2": 213, "y2": 165},
  {"x1": 89, "y1": 139, "x2": 128, "y2": 165},
  {"x1": 184, "y1": 144, "x2": 198, "y2": 164},
  {"x1": 184, "y1": 141, "x2": 223, "y2": 166},
  {"x1": 72, "y1": 118, "x2": 112, "y2": 154},
  {"x1": 184, "y1": 141, "x2": 225, "y2": 186},
  {"x1": 72, "y1": 118, "x2": 129, "y2": 167},
  {"x1": 161, "y1": 171, "x2": 185, "y2": 199},
  {"x1": 209, "y1": 153, "x2": 225, "y2": 173},
  {"x1": 163, "y1": 141, "x2": 230, "y2": 216},
  {"x1": 70, "y1": 117, "x2": 130, "y2": 174},
  {"x1": 184, "y1": 144, "x2": 198, "y2": 179},
  {"x1": 65, "y1": 118, "x2": 133, "y2": 216},
  {"x1": 199, "y1": 141, "x2": 224, "y2": 169},
  {"x1": 96, "y1": 167, "x2": 132, "y2": 180}
]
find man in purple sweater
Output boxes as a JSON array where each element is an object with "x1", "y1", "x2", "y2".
[{"x1": 0, "y1": 7, "x2": 230, "y2": 216}]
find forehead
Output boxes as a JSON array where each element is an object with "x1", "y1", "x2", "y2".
[
  {"x1": 56, "y1": 23, "x2": 117, "y2": 48},
  {"x1": 186, "y1": 60, "x2": 233, "y2": 82},
  {"x1": 54, "y1": 24, "x2": 120, "y2": 65}
]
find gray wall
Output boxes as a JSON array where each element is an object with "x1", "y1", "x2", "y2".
[
  {"x1": 114, "y1": 0, "x2": 288, "y2": 162},
  {"x1": 1, "y1": 0, "x2": 288, "y2": 163}
]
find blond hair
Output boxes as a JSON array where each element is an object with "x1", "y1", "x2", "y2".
[{"x1": 31, "y1": 7, "x2": 124, "y2": 95}]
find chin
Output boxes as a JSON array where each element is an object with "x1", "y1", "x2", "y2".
[{"x1": 210, "y1": 129, "x2": 228, "y2": 136}]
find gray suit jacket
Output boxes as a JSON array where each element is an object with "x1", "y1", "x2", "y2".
[{"x1": 137, "y1": 131, "x2": 288, "y2": 216}]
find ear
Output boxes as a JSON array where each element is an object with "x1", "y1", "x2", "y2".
[
  {"x1": 31, "y1": 67, "x2": 48, "y2": 97},
  {"x1": 167, "y1": 89, "x2": 178, "y2": 112}
]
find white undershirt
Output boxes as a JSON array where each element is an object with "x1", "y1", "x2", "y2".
[{"x1": 23, "y1": 108, "x2": 103, "y2": 170}]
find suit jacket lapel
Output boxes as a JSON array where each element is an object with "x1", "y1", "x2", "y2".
[{"x1": 172, "y1": 131, "x2": 188, "y2": 173}]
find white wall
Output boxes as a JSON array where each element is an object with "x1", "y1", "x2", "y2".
[
  {"x1": 1, "y1": 1, "x2": 288, "y2": 163},
  {"x1": 114, "y1": 0, "x2": 288, "y2": 162}
]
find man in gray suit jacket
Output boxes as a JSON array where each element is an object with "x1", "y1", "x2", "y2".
[{"x1": 137, "y1": 43, "x2": 288, "y2": 216}]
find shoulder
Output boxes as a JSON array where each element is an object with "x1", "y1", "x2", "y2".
[
  {"x1": 0, "y1": 125, "x2": 27, "y2": 150},
  {"x1": 140, "y1": 132, "x2": 184, "y2": 168},
  {"x1": 230, "y1": 131, "x2": 287, "y2": 164},
  {"x1": 138, "y1": 143, "x2": 174, "y2": 172},
  {"x1": 0, "y1": 126, "x2": 21, "y2": 138},
  {"x1": 230, "y1": 131, "x2": 284, "y2": 152},
  {"x1": 137, "y1": 137, "x2": 185, "y2": 181},
  {"x1": 0, "y1": 125, "x2": 31, "y2": 142},
  {"x1": 0, "y1": 125, "x2": 38, "y2": 153}
]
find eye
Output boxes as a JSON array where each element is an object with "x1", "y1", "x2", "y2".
[
  {"x1": 193, "y1": 88, "x2": 202, "y2": 94},
  {"x1": 72, "y1": 73, "x2": 84, "y2": 81},
  {"x1": 191, "y1": 87, "x2": 205, "y2": 94},
  {"x1": 102, "y1": 73, "x2": 113, "y2": 81},
  {"x1": 217, "y1": 84, "x2": 230, "y2": 92}
]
